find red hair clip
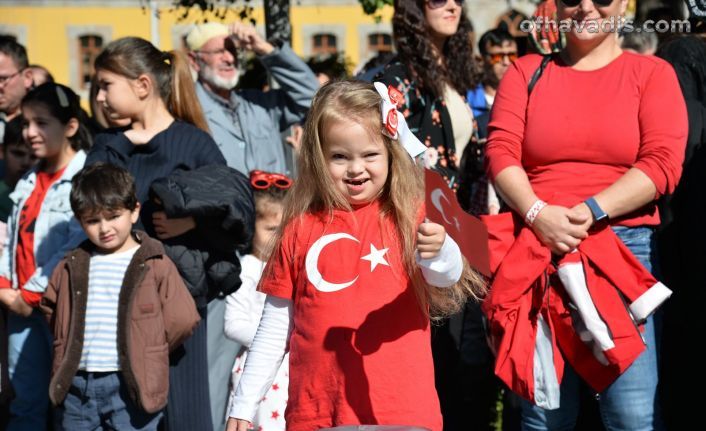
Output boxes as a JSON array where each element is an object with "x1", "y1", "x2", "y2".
[
  {"x1": 385, "y1": 109, "x2": 398, "y2": 137},
  {"x1": 250, "y1": 170, "x2": 293, "y2": 190},
  {"x1": 387, "y1": 85, "x2": 404, "y2": 109}
]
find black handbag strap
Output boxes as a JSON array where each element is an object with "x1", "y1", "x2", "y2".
[{"x1": 527, "y1": 55, "x2": 553, "y2": 95}]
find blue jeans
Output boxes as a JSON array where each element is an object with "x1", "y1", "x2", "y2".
[
  {"x1": 521, "y1": 226, "x2": 664, "y2": 431},
  {"x1": 7, "y1": 309, "x2": 52, "y2": 431},
  {"x1": 55, "y1": 371, "x2": 162, "y2": 431}
]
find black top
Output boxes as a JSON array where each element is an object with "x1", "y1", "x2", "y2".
[{"x1": 86, "y1": 121, "x2": 226, "y2": 234}]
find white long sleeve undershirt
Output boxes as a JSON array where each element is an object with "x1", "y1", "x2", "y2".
[{"x1": 228, "y1": 233, "x2": 464, "y2": 422}]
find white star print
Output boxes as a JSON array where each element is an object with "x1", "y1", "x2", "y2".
[{"x1": 361, "y1": 243, "x2": 390, "y2": 272}]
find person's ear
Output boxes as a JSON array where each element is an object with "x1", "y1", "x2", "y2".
[
  {"x1": 21, "y1": 68, "x2": 33, "y2": 90},
  {"x1": 64, "y1": 117, "x2": 79, "y2": 139},
  {"x1": 132, "y1": 74, "x2": 154, "y2": 100},
  {"x1": 187, "y1": 51, "x2": 201, "y2": 73},
  {"x1": 130, "y1": 202, "x2": 141, "y2": 224}
]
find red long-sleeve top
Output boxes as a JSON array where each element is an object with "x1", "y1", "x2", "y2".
[{"x1": 486, "y1": 52, "x2": 688, "y2": 226}]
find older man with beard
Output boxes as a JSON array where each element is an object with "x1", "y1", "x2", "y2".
[
  {"x1": 187, "y1": 22, "x2": 318, "y2": 176},
  {"x1": 185, "y1": 22, "x2": 316, "y2": 431}
]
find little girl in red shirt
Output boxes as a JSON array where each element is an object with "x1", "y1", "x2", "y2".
[{"x1": 226, "y1": 80, "x2": 485, "y2": 431}]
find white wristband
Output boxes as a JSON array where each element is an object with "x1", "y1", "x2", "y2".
[{"x1": 525, "y1": 199, "x2": 548, "y2": 226}]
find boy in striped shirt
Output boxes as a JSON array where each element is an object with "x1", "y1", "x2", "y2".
[{"x1": 41, "y1": 163, "x2": 200, "y2": 431}]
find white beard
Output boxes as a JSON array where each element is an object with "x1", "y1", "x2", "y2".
[{"x1": 200, "y1": 65, "x2": 239, "y2": 91}]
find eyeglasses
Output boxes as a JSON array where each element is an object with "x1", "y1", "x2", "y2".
[
  {"x1": 0, "y1": 70, "x2": 20, "y2": 86},
  {"x1": 195, "y1": 48, "x2": 230, "y2": 57},
  {"x1": 426, "y1": 0, "x2": 464, "y2": 10},
  {"x1": 486, "y1": 52, "x2": 518, "y2": 65},
  {"x1": 250, "y1": 170, "x2": 293, "y2": 190},
  {"x1": 560, "y1": 0, "x2": 614, "y2": 7}
]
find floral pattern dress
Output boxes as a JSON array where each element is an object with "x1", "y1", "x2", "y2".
[{"x1": 376, "y1": 60, "x2": 479, "y2": 191}]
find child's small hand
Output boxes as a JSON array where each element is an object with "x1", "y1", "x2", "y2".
[
  {"x1": 417, "y1": 222, "x2": 446, "y2": 259},
  {"x1": 152, "y1": 212, "x2": 196, "y2": 240},
  {"x1": 225, "y1": 417, "x2": 251, "y2": 431}
]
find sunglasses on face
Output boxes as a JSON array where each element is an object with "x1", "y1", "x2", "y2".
[
  {"x1": 425, "y1": 0, "x2": 464, "y2": 10},
  {"x1": 486, "y1": 52, "x2": 518, "y2": 65},
  {"x1": 250, "y1": 170, "x2": 293, "y2": 190},
  {"x1": 560, "y1": 0, "x2": 614, "y2": 7}
]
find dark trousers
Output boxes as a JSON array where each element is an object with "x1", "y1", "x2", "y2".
[{"x1": 164, "y1": 307, "x2": 213, "y2": 431}]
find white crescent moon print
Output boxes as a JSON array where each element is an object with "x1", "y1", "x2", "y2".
[
  {"x1": 431, "y1": 188, "x2": 452, "y2": 224},
  {"x1": 305, "y1": 233, "x2": 360, "y2": 292}
]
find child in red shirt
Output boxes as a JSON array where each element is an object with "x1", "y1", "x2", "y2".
[{"x1": 226, "y1": 81, "x2": 485, "y2": 431}]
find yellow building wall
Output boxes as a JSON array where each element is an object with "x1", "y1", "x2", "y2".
[{"x1": 0, "y1": 3, "x2": 393, "y2": 92}]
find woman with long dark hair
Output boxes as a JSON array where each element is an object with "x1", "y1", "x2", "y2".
[{"x1": 377, "y1": 0, "x2": 477, "y2": 187}]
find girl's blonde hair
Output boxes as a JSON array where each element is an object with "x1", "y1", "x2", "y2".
[
  {"x1": 278, "y1": 80, "x2": 485, "y2": 318},
  {"x1": 94, "y1": 37, "x2": 209, "y2": 132}
]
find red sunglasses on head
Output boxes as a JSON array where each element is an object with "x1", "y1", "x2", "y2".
[{"x1": 250, "y1": 170, "x2": 293, "y2": 190}]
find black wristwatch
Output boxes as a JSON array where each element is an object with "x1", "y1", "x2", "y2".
[{"x1": 584, "y1": 197, "x2": 609, "y2": 224}]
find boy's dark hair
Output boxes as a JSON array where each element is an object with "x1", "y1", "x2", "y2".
[
  {"x1": 70, "y1": 163, "x2": 138, "y2": 217},
  {"x1": 0, "y1": 35, "x2": 29, "y2": 70},
  {"x1": 478, "y1": 28, "x2": 516, "y2": 57},
  {"x1": 1, "y1": 116, "x2": 28, "y2": 153}
]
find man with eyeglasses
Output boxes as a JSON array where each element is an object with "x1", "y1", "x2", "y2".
[
  {"x1": 0, "y1": 36, "x2": 32, "y2": 146},
  {"x1": 467, "y1": 28, "x2": 518, "y2": 131},
  {"x1": 186, "y1": 23, "x2": 318, "y2": 177}
]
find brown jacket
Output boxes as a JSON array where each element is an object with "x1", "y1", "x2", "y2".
[{"x1": 40, "y1": 231, "x2": 200, "y2": 413}]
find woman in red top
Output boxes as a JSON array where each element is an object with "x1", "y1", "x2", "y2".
[{"x1": 486, "y1": 0, "x2": 687, "y2": 429}]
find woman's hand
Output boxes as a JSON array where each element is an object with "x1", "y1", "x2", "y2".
[
  {"x1": 417, "y1": 222, "x2": 446, "y2": 259},
  {"x1": 0, "y1": 289, "x2": 33, "y2": 317},
  {"x1": 152, "y1": 212, "x2": 196, "y2": 240},
  {"x1": 531, "y1": 205, "x2": 590, "y2": 255},
  {"x1": 225, "y1": 417, "x2": 251, "y2": 431},
  {"x1": 228, "y1": 22, "x2": 274, "y2": 56},
  {"x1": 0, "y1": 288, "x2": 17, "y2": 308}
]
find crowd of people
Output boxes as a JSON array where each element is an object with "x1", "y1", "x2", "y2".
[{"x1": 0, "y1": 0, "x2": 704, "y2": 430}]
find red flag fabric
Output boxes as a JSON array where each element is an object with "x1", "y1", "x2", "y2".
[{"x1": 424, "y1": 169, "x2": 490, "y2": 276}]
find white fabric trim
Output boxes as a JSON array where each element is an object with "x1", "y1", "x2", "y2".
[
  {"x1": 629, "y1": 282, "x2": 672, "y2": 323},
  {"x1": 416, "y1": 233, "x2": 464, "y2": 288},
  {"x1": 228, "y1": 296, "x2": 293, "y2": 422},
  {"x1": 533, "y1": 315, "x2": 561, "y2": 410},
  {"x1": 557, "y1": 261, "x2": 615, "y2": 352}
]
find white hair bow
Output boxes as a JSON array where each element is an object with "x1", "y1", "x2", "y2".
[{"x1": 374, "y1": 82, "x2": 427, "y2": 160}]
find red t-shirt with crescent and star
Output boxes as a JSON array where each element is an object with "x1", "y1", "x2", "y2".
[{"x1": 259, "y1": 200, "x2": 442, "y2": 431}]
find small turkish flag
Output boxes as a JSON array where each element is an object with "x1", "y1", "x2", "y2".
[{"x1": 424, "y1": 169, "x2": 490, "y2": 276}]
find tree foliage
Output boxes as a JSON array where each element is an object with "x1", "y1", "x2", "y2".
[
  {"x1": 143, "y1": 0, "x2": 256, "y2": 23},
  {"x1": 150, "y1": 0, "x2": 395, "y2": 21},
  {"x1": 359, "y1": 0, "x2": 393, "y2": 16}
]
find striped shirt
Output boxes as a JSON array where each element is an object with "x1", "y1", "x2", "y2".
[{"x1": 79, "y1": 245, "x2": 140, "y2": 371}]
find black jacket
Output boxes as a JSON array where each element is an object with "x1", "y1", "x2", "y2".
[{"x1": 150, "y1": 164, "x2": 254, "y2": 307}]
